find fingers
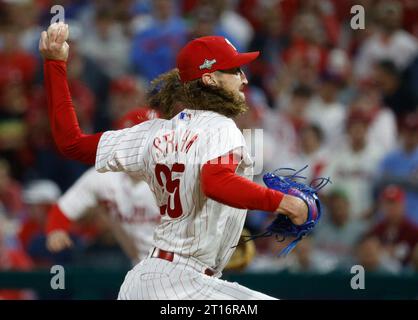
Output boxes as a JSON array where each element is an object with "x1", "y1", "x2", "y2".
[
  {"x1": 56, "y1": 23, "x2": 65, "y2": 45},
  {"x1": 47, "y1": 22, "x2": 68, "y2": 48},
  {"x1": 39, "y1": 31, "x2": 48, "y2": 51},
  {"x1": 39, "y1": 22, "x2": 70, "y2": 61},
  {"x1": 56, "y1": 24, "x2": 69, "y2": 44},
  {"x1": 47, "y1": 22, "x2": 60, "y2": 44}
]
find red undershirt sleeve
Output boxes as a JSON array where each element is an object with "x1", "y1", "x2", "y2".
[
  {"x1": 201, "y1": 153, "x2": 284, "y2": 212},
  {"x1": 44, "y1": 59, "x2": 103, "y2": 165},
  {"x1": 45, "y1": 204, "x2": 72, "y2": 234}
]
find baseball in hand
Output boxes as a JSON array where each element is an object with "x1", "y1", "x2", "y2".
[{"x1": 39, "y1": 22, "x2": 70, "y2": 61}]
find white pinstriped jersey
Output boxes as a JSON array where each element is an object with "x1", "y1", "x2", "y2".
[
  {"x1": 95, "y1": 109, "x2": 253, "y2": 272},
  {"x1": 58, "y1": 167, "x2": 160, "y2": 262}
]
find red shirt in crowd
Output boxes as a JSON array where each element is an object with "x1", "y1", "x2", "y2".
[{"x1": 368, "y1": 217, "x2": 418, "y2": 265}]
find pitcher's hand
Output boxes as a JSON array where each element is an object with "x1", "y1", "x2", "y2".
[
  {"x1": 39, "y1": 22, "x2": 70, "y2": 61},
  {"x1": 276, "y1": 194, "x2": 308, "y2": 225}
]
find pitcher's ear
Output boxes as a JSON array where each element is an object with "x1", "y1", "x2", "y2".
[{"x1": 202, "y1": 73, "x2": 217, "y2": 86}]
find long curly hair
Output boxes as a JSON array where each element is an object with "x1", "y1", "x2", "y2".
[{"x1": 147, "y1": 69, "x2": 248, "y2": 118}]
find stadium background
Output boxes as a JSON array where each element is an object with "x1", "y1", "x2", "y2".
[{"x1": 0, "y1": 0, "x2": 418, "y2": 299}]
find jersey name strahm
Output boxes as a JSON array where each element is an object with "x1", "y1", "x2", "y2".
[
  {"x1": 153, "y1": 129, "x2": 199, "y2": 161},
  {"x1": 199, "y1": 59, "x2": 217, "y2": 70}
]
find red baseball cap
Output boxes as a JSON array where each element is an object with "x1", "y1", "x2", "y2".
[
  {"x1": 176, "y1": 36, "x2": 259, "y2": 83},
  {"x1": 112, "y1": 107, "x2": 160, "y2": 129},
  {"x1": 380, "y1": 185, "x2": 405, "y2": 203}
]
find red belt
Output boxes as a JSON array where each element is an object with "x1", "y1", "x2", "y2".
[{"x1": 151, "y1": 248, "x2": 215, "y2": 276}]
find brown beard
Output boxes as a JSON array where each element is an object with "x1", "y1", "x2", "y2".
[
  {"x1": 183, "y1": 78, "x2": 248, "y2": 118},
  {"x1": 148, "y1": 69, "x2": 248, "y2": 118}
]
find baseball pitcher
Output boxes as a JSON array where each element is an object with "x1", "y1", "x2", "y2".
[{"x1": 39, "y1": 22, "x2": 309, "y2": 300}]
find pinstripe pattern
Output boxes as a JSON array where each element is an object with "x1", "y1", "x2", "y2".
[
  {"x1": 97, "y1": 109, "x2": 271, "y2": 299},
  {"x1": 118, "y1": 256, "x2": 277, "y2": 300}
]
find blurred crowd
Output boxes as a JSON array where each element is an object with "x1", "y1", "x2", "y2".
[{"x1": 1, "y1": 0, "x2": 418, "y2": 287}]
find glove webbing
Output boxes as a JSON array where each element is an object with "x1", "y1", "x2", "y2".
[{"x1": 236, "y1": 230, "x2": 306, "y2": 257}]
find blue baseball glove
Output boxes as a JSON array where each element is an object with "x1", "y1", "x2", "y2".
[{"x1": 248, "y1": 166, "x2": 330, "y2": 257}]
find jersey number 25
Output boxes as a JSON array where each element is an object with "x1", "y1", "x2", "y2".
[{"x1": 155, "y1": 163, "x2": 185, "y2": 218}]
